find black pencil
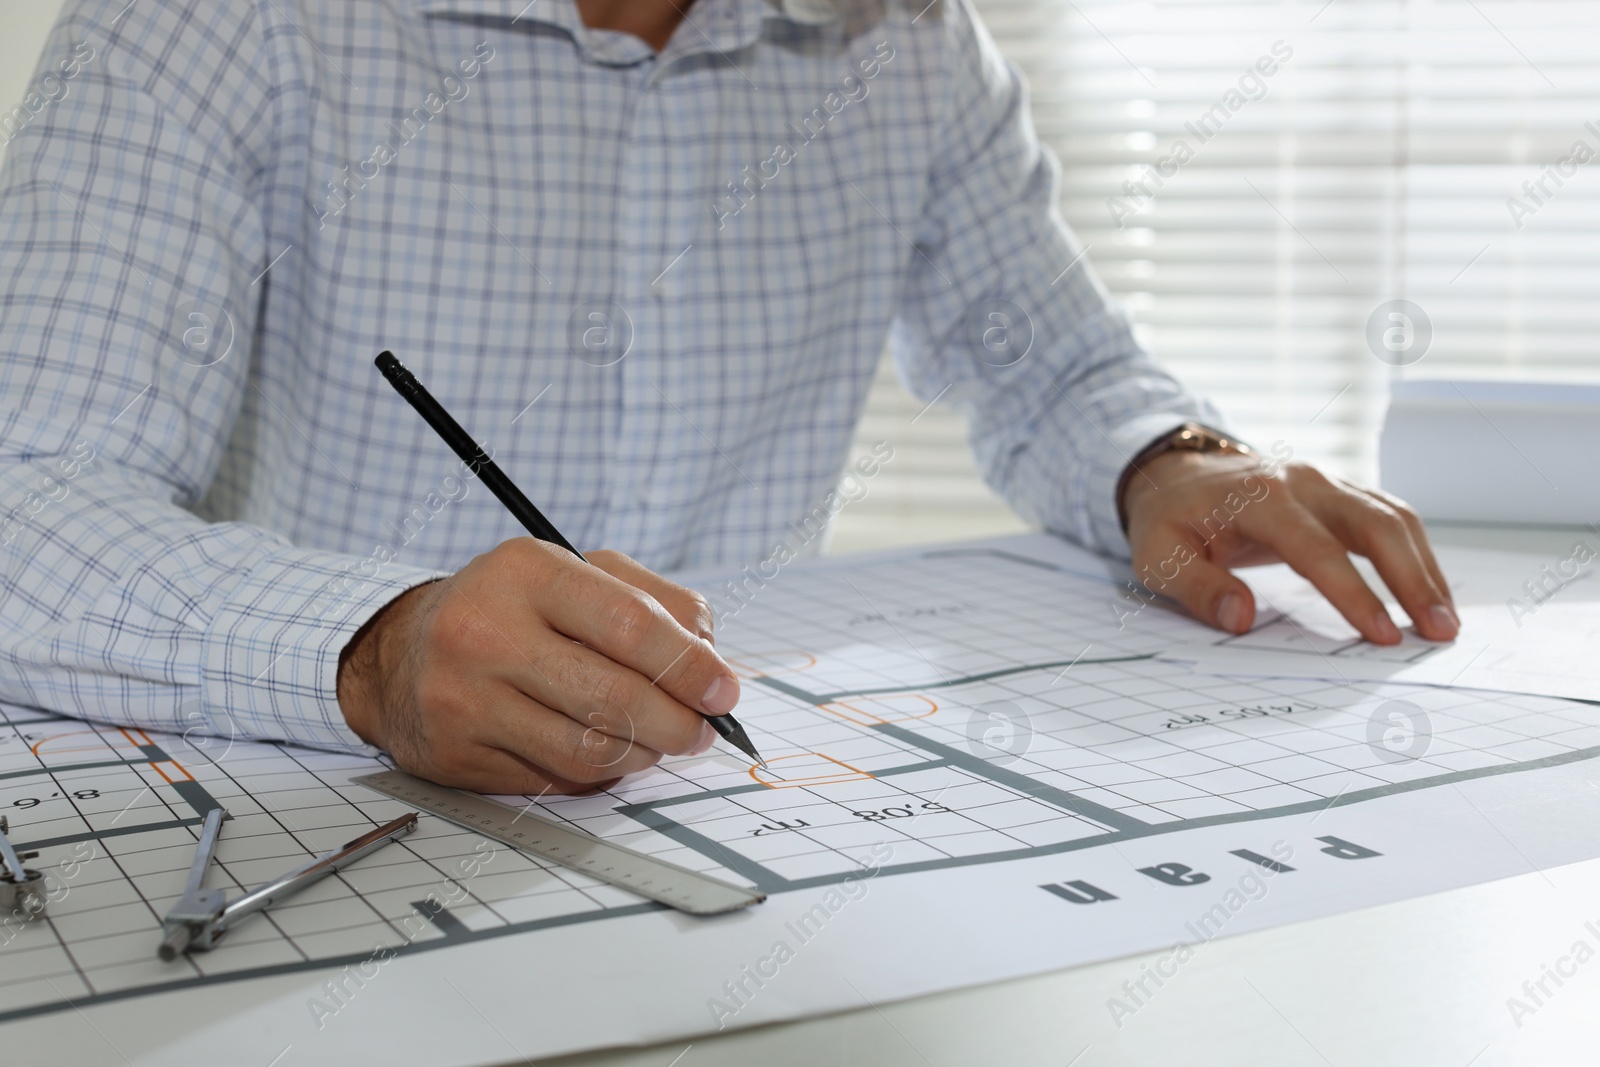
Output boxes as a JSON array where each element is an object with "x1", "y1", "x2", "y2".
[{"x1": 374, "y1": 351, "x2": 765, "y2": 767}]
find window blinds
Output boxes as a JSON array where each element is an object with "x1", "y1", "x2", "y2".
[{"x1": 838, "y1": 0, "x2": 1600, "y2": 550}]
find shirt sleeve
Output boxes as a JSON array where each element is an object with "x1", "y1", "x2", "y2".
[
  {"x1": 887, "y1": 0, "x2": 1226, "y2": 559},
  {"x1": 0, "y1": 1, "x2": 444, "y2": 752}
]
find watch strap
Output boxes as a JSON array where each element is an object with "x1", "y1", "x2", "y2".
[{"x1": 1115, "y1": 422, "x2": 1255, "y2": 533}]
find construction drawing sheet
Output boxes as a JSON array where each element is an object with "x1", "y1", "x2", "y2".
[
  {"x1": 3, "y1": 534, "x2": 1600, "y2": 1065},
  {"x1": 1181, "y1": 541, "x2": 1600, "y2": 701}
]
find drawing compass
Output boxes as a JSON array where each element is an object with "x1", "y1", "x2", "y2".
[
  {"x1": 158, "y1": 808, "x2": 419, "y2": 960},
  {"x1": 0, "y1": 816, "x2": 46, "y2": 920}
]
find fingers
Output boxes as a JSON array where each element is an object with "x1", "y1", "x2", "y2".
[
  {"x1": 1293, "y1": 476, "x2": 1458, "y2": 642},
  {"x1": 480, "y1": 690, "x2": 667, "y2": 783},
  {"x1": 527, "y1": 541, "x2": 741, "y2": 717},
  {"x1": 1355, "y1": 484, "x2": 1455, "y2": 607},
  {"x1": 1130, "y1": 534, "x2": 1259, "y2": 634},
  {"x1": 420, "y1": 736, "x2": 624, "y2": 797},
  {"x1": 390, "y1": 672, "x2": 657, "y2": 795},
  {"x1": 586, "y1": 548, "x2": 717, "y2": 642},
  {"x1": 1128, "y1": 493, "x2": 1388, "y2": 642},
  {"x1": 427, "y1": 685, "x2": 672, "y2": 793},
  {"x1": 1230, "y1": 497, "x2": 1407, "y2": 644},
  {"x1": 521, "y1": 639, "x2": 719, "y2": 758},
  {"x1": 1125, "y1": 456, "x2": 1459, "y2": 649}
]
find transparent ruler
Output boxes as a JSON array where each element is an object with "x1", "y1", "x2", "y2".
[{"x1": 352, "y1": 770, "x2": 766, "y2": 916}]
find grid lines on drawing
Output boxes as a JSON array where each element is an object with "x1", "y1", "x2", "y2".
[{"x1": 7, "y1": 543, "x2": 1600, "y2": 1024}]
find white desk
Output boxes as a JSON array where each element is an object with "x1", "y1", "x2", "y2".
[{"x1": 541, "y1": 523, "x2": 1600, "y2": 1067}]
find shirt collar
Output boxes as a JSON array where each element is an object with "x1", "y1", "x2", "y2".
[
  {"x1": 415, "y1": 0, "x2": 841, "y2": 21},
  {"x1": 416, "y1": 0, "x2": 840, "y2": 66}
]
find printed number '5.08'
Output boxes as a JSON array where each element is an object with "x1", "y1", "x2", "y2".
[{"x1": 853, "y1": 802, "x2": 949, "y2": 822}]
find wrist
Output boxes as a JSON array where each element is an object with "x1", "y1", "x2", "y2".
[
  {"x1": 1119, "y1": 449, "x2": 1187, "y2": 532},
  {"x1": 337, "y1": 580, "x2": 435, "y2": 747},
  {"x1": 1116, "y1": 423, "x2": 1254, "y2": 533}
]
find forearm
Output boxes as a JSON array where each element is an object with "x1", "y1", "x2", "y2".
[
  {"x1": 0, "y1": 451, "x2": 445, "y2": 749},
  {"x1": 975, "y1": 325, "x2": 1224, "y2": 558},
  {"x1": 888, "y1": 0, "x2": 1220, "y2": 558}
]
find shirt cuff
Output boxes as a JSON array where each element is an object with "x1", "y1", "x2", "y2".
[
  {"x1": 200, "y1": 547, "x2": 448, "y2": 753},
  {"x1": 1085, "y1": 412, "x2": 1218, "y2": 561}
]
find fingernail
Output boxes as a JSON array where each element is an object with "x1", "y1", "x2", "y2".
[
  {"x1": 1428, "y1": 603, "x2": 1459, "y2": 639},
  {"x1": 701, "y1": 674, "x2": 739, "y2": 715},
  {"x1": 690, "y1": 721, "x2": 717, "y2": 755},
  {"x1": 1373, "y1": 612, "x2": 1403, "y2": 644},
  {"x1": 1216, "y1": 593, "x2": 1249, "y2": 633}
]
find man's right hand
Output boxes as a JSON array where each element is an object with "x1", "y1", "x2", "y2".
[{"x1": 336, "y1": 539, "x2": 741, "y2": 796}]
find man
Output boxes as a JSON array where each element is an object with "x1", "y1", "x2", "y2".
[{"x1": 0, "y1": 0, "x2": 1456, "y2": 797}]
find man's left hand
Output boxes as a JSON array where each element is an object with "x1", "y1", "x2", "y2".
[{"x1": 1119, "y1": 450, "x2": 1459, "y2": 645}]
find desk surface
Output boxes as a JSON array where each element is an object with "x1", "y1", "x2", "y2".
[{"x1": 538, "y1": 523, "x2": 1600, "y2": 1067}]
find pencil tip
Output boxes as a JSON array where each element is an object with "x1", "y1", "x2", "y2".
[{"x1": 717, "y1": 717, "x2": 765, "y2": 768}]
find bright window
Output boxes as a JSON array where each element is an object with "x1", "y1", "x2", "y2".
[{"x1": 837, "y1": 0, "x2": 1600, "y2": 550}]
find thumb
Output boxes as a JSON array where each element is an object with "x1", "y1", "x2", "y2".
[{"x1": 1133, "y1": 542, "x2": 1256, "y2": 634}]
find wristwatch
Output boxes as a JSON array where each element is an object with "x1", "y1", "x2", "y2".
[{"x1": 1116, "y1": 422, "x2": 1255, "y2": 533}]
